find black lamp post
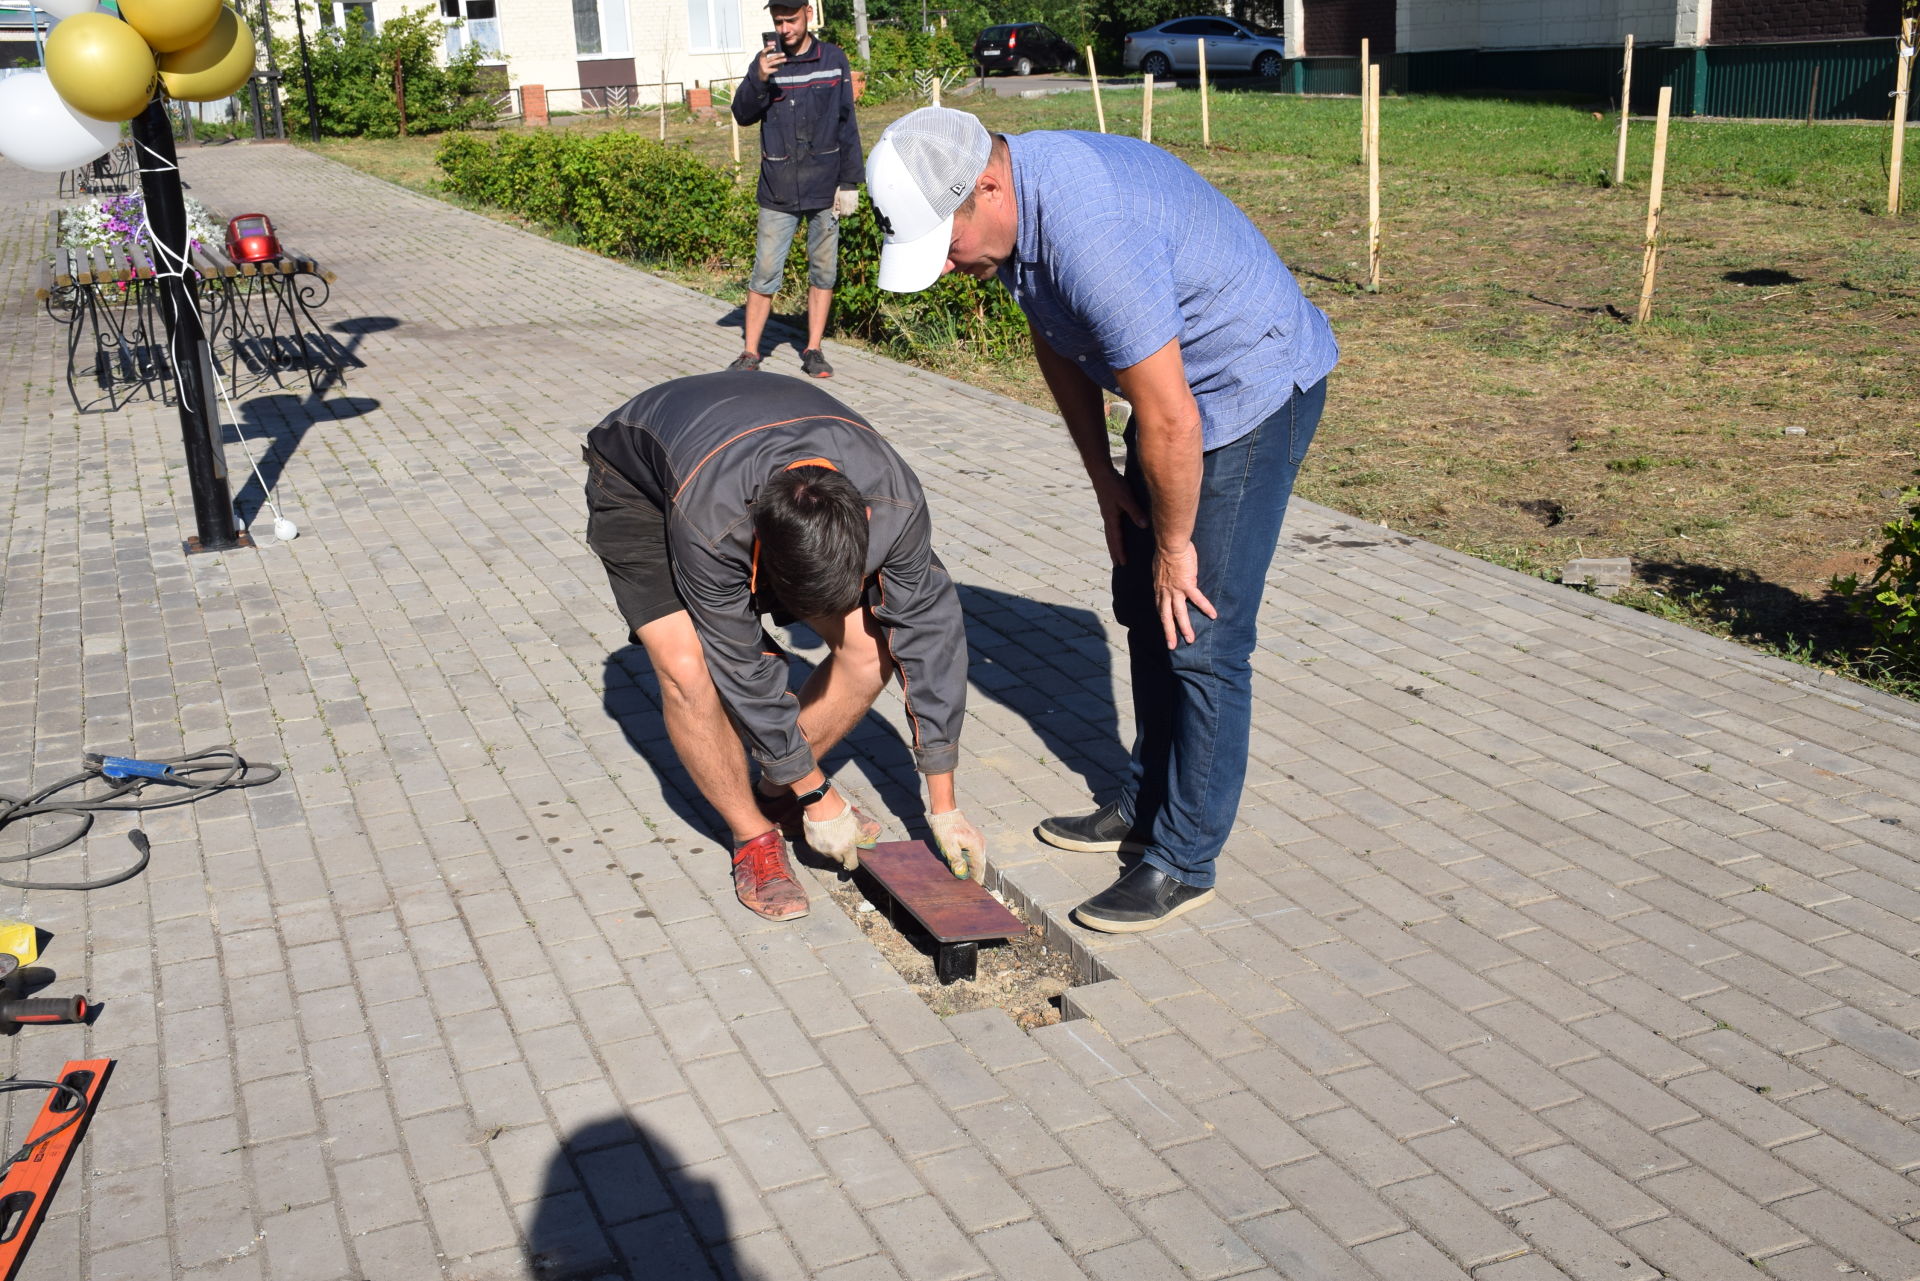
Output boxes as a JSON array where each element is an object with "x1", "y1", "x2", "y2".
[{"x1": 129, "y1": 98, "x2": 245, "y2": 554}]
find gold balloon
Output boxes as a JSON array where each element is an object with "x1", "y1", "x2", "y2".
[
  {"x1": 44, "y1": 13, "x2": 157, "y2": 122},
  {"x1": 120, "y1": 0, "x2": 221, "y2": 53},
  {"x1": 158, "y1": 8, "x2": 256, "y2": 103}
]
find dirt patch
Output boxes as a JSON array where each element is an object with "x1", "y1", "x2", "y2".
[{"x1": 824, "y1": 871, "x2": 1079, "y2": 1030}]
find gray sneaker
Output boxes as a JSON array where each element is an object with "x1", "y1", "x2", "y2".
[
  {"x1": 1036, "y1": 801, "x2": 1148, "y2": 854},
  {"x1": 726, "y1": 351, "x2": 762, "y2": 372}
]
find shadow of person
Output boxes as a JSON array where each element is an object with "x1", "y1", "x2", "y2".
[
  {"x1": 224, "y1": 390, "x2": 380, "y2": 528},
  {"x1": 525, "y1": 1115, "x2": 736, "y2": 1281},
  {"x1": 599, "y1": 636, "x2": 922, "y2": 854},
  {"x1": 955, "y1": 583, "x2": 1127, "y2": 805}
]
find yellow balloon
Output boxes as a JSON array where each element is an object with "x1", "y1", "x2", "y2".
[
  {"x1": 158, "y1": 8, "x2": 256, "y2": 103},
  {"x1": 120, "y1": 0, "x2": 221, "y2": 53},
  {"x1": 44, "y1": 12, "x2": 156, "y2": 122}
]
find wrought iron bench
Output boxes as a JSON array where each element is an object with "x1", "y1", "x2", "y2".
[{"x1": 35, "y1": 210, "x2": 342, "y2": 413}]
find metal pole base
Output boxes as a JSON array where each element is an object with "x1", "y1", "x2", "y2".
[{"x1": 185, "y1": 530, "x2": 256, "y2": 556}]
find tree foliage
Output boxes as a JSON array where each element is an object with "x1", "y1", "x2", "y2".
[{"x1": 276, "y1": 3, "x2": 497, "y2": 139}]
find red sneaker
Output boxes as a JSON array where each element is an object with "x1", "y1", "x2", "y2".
[{"x1": 732, "y1": 830, "x2": 809, "y2": 921}]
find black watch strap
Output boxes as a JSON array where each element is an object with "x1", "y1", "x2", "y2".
[{"x1": 793, "y1": 781, "x2": 832, "y2": 808}]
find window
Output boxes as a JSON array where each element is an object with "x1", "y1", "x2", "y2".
[
  {"x1": 686, "y1": 0, "x2": 741, "y2": 53},
  {"x1": 1163, "y1": 20, "x2": 1212, "y2": 35},
  {"x1": 441, "y1": 0, "x2": 503, "y2": 60},
  {"x1": 317, "y1": 0, "x2": 376, "y2": 27}
]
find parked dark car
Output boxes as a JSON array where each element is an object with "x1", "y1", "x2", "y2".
[
  {"x1": 972, "y1": 23, "x2": 1078, "y2": 76},
  {"x1": 1124, "y1": 16, "x2": 1286, "y2": 78}
]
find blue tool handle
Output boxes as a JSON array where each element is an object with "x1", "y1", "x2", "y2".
[{"x1": 97, "y1": 756, "x2": 173, "y2": 780}]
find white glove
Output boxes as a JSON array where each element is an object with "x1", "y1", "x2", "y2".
[
  {"x1": 928, "y1": 809, "x2": 986, "y2": 881},
  {"x1": 832, "y1": 187, "x2": 860, "y2": 218},
  {"x1": 803, "y1": 797, "x2": 863, "y2": 870}
]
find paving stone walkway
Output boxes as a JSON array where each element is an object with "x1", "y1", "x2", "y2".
[{"x1": 5, "y1": 142, "x2": 1920, "y2": 1281}]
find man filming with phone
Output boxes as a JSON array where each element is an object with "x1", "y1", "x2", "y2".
[{"x1": 728, "y1": 2, "x2": 862, "y2": 380}]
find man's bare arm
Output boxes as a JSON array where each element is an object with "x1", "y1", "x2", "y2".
[
  {"x1": 1114, "y1": 337, "x2": 1213, "y2": 648},
  {"x1": 1028, "y1": 320, "x2": 1146, "y2": 565}
]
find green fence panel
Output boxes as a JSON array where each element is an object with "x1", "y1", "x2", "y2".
[
  {"x1": 1397, "y1": 37, "x2": 1898, "y2": 120},
  {"x1": 1701, "y1": 38, "x2": 1897, "y2": 120}
]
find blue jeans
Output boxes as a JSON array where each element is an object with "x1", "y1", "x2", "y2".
[
  {"x1": 1110, "y1": 379, "x2": 1326, "y2": 888},
  {"x1": 749, "y1": 206, "x2": 839, "y2": 296}
]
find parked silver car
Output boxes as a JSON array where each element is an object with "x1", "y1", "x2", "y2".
[{"x1": 1123, "y1": 16, "x2": 1286, "y2": 78}]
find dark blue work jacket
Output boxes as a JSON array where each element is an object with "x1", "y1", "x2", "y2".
[{"x1": 731, "y1": 37, "x2": 864, "y2": 214}]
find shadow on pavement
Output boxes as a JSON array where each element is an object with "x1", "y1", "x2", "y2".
[
  {"x1": 526, "y1": 1116, "x2": 734, "y2": 1281},
  {"x1": 958, "y1": 583, "x2": 1127, "y2": 805},
  {"x1": 225, "y1": 390, "x2": 380, "y2": 527},
  {"x1": 597, "y1": 586, "x2": 1124, "y2": 842},
  {"x1": 600, "y1": 640, "x2": 923, "y2": 848}
]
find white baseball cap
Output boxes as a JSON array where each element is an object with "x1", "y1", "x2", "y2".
[{"x1": 867, "y1": 107, "x2": 992, "y2": 293}]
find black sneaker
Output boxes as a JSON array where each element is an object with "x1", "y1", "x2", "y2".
[
  {"x1": 1073, "y1": 862, "x2": 1215, "y2": 934},
  {"x1": 727, "y1": 351, "x2": 762, "y2": 372},
  {"x1": 800, "y1": 347, "x2": 833, "y2": 378},
  {"x1": 1036, "y1": 801, "x2": 1147, "y2": 854}
]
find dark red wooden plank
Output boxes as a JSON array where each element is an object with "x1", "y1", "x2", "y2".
[{"x1": 859, "y1": 841, "x2": 1023, "y2": 944}]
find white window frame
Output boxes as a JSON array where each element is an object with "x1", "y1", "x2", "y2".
[
  {"x1": 441, "y1": 0, "x2": 505, "y2": 63},
  {"x1": 686, "y1": 0, "x2": 743, "y2": 55},
  {"x1": 574, "y1": 0, "x2": 633, "y2": 57}
]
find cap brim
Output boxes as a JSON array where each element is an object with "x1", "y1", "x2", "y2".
[{"x1": 877, "y1": 218, "x2": 952, "y2": 293}]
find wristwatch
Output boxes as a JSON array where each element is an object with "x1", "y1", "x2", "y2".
[{"x1": 793, "y1": 780, "x2": 832, "y2": 808}]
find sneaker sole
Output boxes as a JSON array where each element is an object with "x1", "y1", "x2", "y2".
[
  {"x1": 1073, "y1": 888, "x2": 1215, "y2": 934},
  {"x1": 1034, "y1": 825, "x2": 1147, "y2": 855}
]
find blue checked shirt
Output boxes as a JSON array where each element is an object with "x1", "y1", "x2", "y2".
[{"x1": 999, "y1": 130, "x2": 1337, "y2": 449}]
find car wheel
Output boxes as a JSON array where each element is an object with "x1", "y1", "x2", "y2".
[
  {"x1": 1142, "y1": 51, "x2": 1171, "y2": 78},
  {"x1": 1014, "y1": 56, "x2": 1033, "y2": 76},
  {"x1": 1255, "y1": 51, "x2": 1282, "y2": 77},
  {"x1": 1064, "y1": 55, "x2": 1079, "y2": 74}
]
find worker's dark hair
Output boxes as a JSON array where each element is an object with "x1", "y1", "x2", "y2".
[{"x1": 753, "y1": 466, "x2": 868, "y2": 620}]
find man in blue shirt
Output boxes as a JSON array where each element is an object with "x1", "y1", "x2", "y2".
[{"x1": 867, "y1": 107, "x2": 1337, "y2": 933}]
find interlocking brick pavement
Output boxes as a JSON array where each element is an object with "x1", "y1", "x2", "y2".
[{"x1": 5, "y1": 141, "x2": 1920, "y2": 1279}]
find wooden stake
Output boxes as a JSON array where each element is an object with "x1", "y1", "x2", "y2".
[
  {"x1": 931, "y1": 72, "x2": 942, "y2": 107},
  {"x1": 1614, "y1": 33, "x2": 1632, "y2": 184},
  {"x1": 1805, "y1": 63, "x2": 1821, "y2": 125},
  {"x1": 1198, "y1": 39, "x2": 1210, "y2": 147},
  {"x1": 1890, "y1": 19, "x2": 1914, "y2": 215},
  {"x1": 731, "y1": 97, "x2": 740, "y2": 165},
  {"x1": 1359, "y1": 37, "x2": 1370, "y2": 166},
  {"x1": 659, "y1": 56, "x2": 668, "y2": 141},
  {"x1": 1087, "y1": 46, "x2": 1105, "y2": 132},
  {"x1": 1366, "y1": 62, "x2": 1381, "y2": 291},
  {"x1": 1636, "y1": 85, "x2": 1673, "y2": 324},
  {"x1": 1142, "y1": 72, "x2": 1154, "y2": 144}
]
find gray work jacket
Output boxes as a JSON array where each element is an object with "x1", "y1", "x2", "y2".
[{"x1": 586, "y1": 371, "x2": 966, "y2": 785}]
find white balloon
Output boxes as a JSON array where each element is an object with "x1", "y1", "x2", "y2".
[
  {"x1": 34, "y1": 0, "x2": 104, "y2": 20},
  {"x1": 0, "y1": 72, "x2": 119, "y2": 174}
]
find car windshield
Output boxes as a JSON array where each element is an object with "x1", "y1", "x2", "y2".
[{"x1": 979, "y1": 25, "x2": 1012, "y2": 39}]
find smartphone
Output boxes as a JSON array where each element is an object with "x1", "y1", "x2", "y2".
[{"x1": 762, "y1": 30, "x2": 779, "y2": 52}]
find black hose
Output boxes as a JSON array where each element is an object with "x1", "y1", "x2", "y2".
[{"x1": 0, "y1": 747, "x2": 281, "y2": 891}]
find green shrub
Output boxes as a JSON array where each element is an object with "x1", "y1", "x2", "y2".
[
  {"x1": 277, "y1": 4, "x2": 497, "y2": 139},
  {"x1": 1833, "y1": 477, "x2": 1920, "y2": 673},
  {"x1": 434, "y1": 127, "x2": 1029, "y2": 363}
]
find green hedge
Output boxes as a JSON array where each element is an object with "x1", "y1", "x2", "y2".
[{"x1": 436, "y1": 129, "x2": 1028, "y2": 362}]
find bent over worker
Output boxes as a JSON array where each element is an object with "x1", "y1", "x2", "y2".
[
  {"x1": 584, "y1": 371, "x2": 985, "y2": 920},
  {"x1": 868, "y1": 108, "x2": 1337, "y2": 934}
]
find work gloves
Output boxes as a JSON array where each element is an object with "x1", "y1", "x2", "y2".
[
  {"x1": 803, "y1": 797, "x2": 867, "y2": 870},
  {"x1": 832, "y1": 186, "x2": 860, "y2": 219},
  {"x1": 929, "y1": 809, "x2": 987, "y2": 881}
]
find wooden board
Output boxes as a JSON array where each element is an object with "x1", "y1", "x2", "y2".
[{"x1": 859, "y1": 841, "x2": 1023, "y2": 944}]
